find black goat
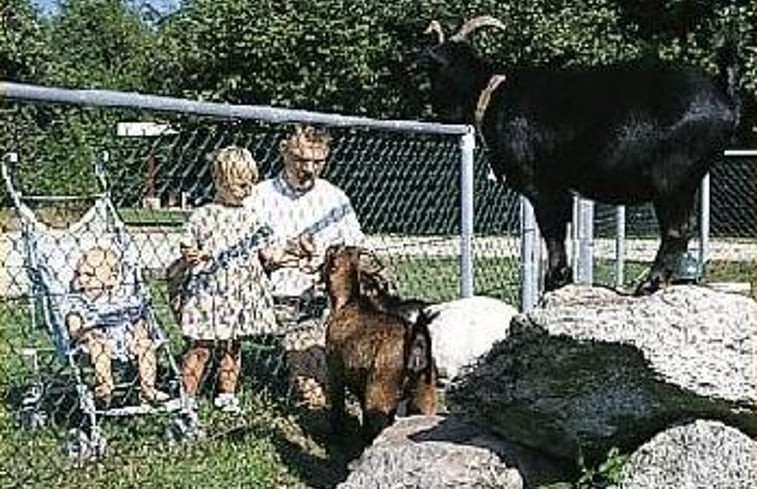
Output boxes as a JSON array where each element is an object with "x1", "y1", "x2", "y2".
[{"x1": 423, "y1": 17, "x2": 740, "y2": 294}]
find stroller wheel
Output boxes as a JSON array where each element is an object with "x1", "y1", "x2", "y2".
[
  {"x1": 21, "y1": 409, "x2": 48, "y2": 431},
  {"x1": 65, "y1": 425, "x2": 108, "y2": 465},
  {"x1": 89, "y1": 426, "x2": 108, "y2": 457},
  {"x1": 65, "y1": 428, "x2": 90, "y2": 465},
  {"x1": 164, "y1": 415, "x2": 205, "y2": 445}
]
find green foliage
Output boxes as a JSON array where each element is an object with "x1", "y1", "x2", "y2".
[
  {"x1": 0, "y1": 0, "x2": 49, "y2": 81},
  {"x1": 536, "y1": 447, "x2": 628, "y2": 489},
  {"x1": 45, "y1": 0, "x2": 160, "y2": 91},
  {"x1": 576, "y1": 447, "x2": 628, "y2": 488},
  {"x1": 156, "y1": 0, "x2": 429, "y2": 117},
  {"x1": 156, "y1": 0, "x2": 639, "y2": 115},
  {"x1": 2, "y1": 0, "x2": 756, "y2": 117}
]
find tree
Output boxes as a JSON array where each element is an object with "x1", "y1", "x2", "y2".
[
  {"x1": 0, "y1": 0, "x2": 49, "y2": 81},
  {"x1": 45, "y1": 0, "x2": 158, "y2": 90},
  {"x1": 155, "y1": 0, "x2": 434, "y2": 117},
  {"x1": 155, "y1": 0, "x2": 754, "y2": 120}
]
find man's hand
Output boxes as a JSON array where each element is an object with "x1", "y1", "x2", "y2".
[
  {"x1": 260, "y1": 234, "x2": 318, "y2": 272},
  {"x1": 297, "y1": 234, "x2": 316, "y2": 258},
  {"x1": 182, "y1": 246, "x2": 210, "y2": 266},
  {"x1": 260, "y1": 244, "x2": 299, "y2": 271}
]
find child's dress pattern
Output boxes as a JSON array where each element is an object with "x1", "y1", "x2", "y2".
[{"x1": 180, "y1": 203, "x2": 277, "y2": 340}]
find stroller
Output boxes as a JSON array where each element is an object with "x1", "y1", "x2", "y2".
[{"x1": 2, "y1": 152, "x2": 199, "y2": 463}]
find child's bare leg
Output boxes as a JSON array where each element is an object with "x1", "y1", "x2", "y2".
[
  {"x1": 182, "y1": 340, "x2": 212, "y2": 397},
  {"x1": 67, "y1": 313, "x2": 114, "y2": 402},
  {"x1": 217, "y1": 340, "x2": 241, "y2": 395},
  {"x1": 87, "y1": 331, "x2": 115, "y2": 401},
  {"x1": 130, "y1": 320, "x2": 168, "y2": 402}
]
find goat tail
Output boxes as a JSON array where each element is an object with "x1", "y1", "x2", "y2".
[{"x1": 715, "y1": 33, "x2": 742, "y2": 122}]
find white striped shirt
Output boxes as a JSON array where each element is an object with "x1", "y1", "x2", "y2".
[{"x1": 245, "y1": 175, "x2": 364, "y2": 297}]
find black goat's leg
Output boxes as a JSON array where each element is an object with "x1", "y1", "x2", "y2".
[
  {"x1": 534, "y1": 192, "x2": 573, "y2": 291},
  {"x1": 636, "y1": 193, "x2": 694, "y2": 295}
]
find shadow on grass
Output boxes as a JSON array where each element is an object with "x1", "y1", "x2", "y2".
[
  {"x1": 274, "y1": 410, "x2": 364, "y2": 489},
  {"x1": 237, "y1": 338, "x2": 367, "y2": 488}
]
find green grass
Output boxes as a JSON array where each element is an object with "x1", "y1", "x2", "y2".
[
  {"x1": 594, "y1": 258, "x2": 756, "y2": 292},
  {"x1": 0, "y1": 207, "x2": 188, "y2": 230},
  {"x1": 119, "y1": 208, "x2": 189, "y2": 227},
  {"x1": 0, "y1": 255, "x2": 753, "y2": 488},
  {"x1": 388, "y1": 255, "x2": 521, "y2": 304},
  {"x1": 0, "y1": 399, "x2": 296, "y2": 489},
  {"x1": 0, "y1": 299, "x2": 365, "y2": 489}
]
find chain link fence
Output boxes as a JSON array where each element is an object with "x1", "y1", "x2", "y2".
[
  {"x1": 0, "y1": 84, "x2": 523, "y2": 484},
  {"x1": 567, "y1": 156, "x2": 756, "y2": 293},
  {"x1": 2, "y1": 83, "x2": 753, "y2": 485}
]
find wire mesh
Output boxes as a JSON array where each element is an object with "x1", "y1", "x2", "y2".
[
  {"x1": 707, "y1": 157, "x2": 757, "y2": 286},
  {"x1": 586, "y1": 157, "x2": 756, "y2": 292},
  {"x1": 0, "y1": 97, "x2": 522, "y2": 482}
]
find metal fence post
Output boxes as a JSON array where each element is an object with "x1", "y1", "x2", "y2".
[
  {"x1": 459, "y1": 130, "x2": 475, "y2": 298},
  {"x1": 615, "y1": 205, "x2": 626, "y2": 289},
  {"x1": 576, "y1": 197, "x2": 594, "y2": 285},
  {"x1": 699, "y1": 172, "x2": 710, "y2": 269},
  {"x1": 571, "y1": 195, "x2": 579, "y2": 280},
  {"x1": 520, "y1": 196, "x2": 539, "y2": 311}
]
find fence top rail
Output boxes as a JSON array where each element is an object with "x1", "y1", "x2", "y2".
[
  {"x1": 1, "y1": 81, "x2": 471, "y2": 136},
  {"x1": 723, "y1": 149, "x2": 757, "y2": 157}
]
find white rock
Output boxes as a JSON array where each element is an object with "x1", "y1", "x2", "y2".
[{"x1": 426, "y1": 296, "x2": 517, "y2": 380}]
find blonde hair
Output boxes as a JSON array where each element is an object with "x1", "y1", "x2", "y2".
[
  {"x1": 211, "y1": 146, "x2": 259, "y2": 191},
  {"x1": 279, "y1": 125, "x2": 331, "y2": 157}
]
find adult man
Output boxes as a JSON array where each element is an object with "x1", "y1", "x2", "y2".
[
  {"x1": 245, "y1": 124, "x2": 365, "y2": 407},
  {"x1": 251, "y1": 124, "x2": 364, "y2": 296}
]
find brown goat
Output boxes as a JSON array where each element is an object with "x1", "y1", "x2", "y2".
[{"x1": 322, "y1": 244, "x2": 436, "y2": 443}]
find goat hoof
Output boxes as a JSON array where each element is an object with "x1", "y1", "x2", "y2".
[
  {"x1": 634, "y1": 275, "x2": 663, "y2": 296},
  {"x1": 544, "y1": 266, "x2": 573, "y2": 291}
]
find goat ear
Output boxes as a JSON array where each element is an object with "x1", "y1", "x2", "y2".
[
  {"x1": 324, "y1": 243, "x2": 340, "y2": 262},
  {"x1": 358, "y1": 250, "x2": 384, "y2": 275},
  {"x1": 357, "y1": 270, "x2": 379, "y2": 296},
  {"x1": 426, "y1": 47, "x2": 451, "y2": 67}
]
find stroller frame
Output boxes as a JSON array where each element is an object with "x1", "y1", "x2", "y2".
[{"x1": 2, "y1": 150, "x2": 200, "y2": 463}]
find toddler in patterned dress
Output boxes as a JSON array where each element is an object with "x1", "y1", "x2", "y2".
[{"x1": 178, "y1": 146, "x2": 278, "y2": 413}]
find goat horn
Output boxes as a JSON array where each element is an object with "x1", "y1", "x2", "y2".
[
  {"x1": 450, "y1": 15, "x2": 506, "y2": 42},
  {"x1": 424, "y1": 20, "x2": 445, "y2": 44}
]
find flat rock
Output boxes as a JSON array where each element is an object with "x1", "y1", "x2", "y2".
[
  {"x1": 448, "y1": 285, "x2": 757, "y2": 463},
  {"x1": 618, "y1": 419, "x2": 757, "y2": 489},
  {"x1": 337, "y1": 415, "x2": 565, "y2": 489}
]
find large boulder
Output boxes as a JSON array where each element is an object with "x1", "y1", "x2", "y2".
[
  {"x1": 448, "y1": 285, "x2": 757, "y2": 463},
  {"x1": 426, "y1": 296, "x2": 517, "y2": 381},
  {"x1": 337, "y1": 415, "x2": 571, "y2": 489},
  {"x1": 617, "y1": 419, "x2": 757, "y2": 489}
]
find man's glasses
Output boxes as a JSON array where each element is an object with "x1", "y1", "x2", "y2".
[{"x1": 290, "y1": 155, "x2": 327, "y2": 165}]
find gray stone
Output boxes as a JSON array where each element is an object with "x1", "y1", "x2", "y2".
[
  {"x1": 448, "y1": 285, "x2": 757, "y2": 463},
  {"x1": 618, "y1": 419, "x2": 757, "y2": 489},
  {"x1": 337, "y1": 415, "x2": 534, "y2": 489}
]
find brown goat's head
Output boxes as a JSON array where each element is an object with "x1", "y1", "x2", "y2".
[
  {"x1": 321, "y1": 244, "x2": 384, "y2": 305},
  {"x1": 422, "y1": 16, "x2": 506, "y2": 123}
]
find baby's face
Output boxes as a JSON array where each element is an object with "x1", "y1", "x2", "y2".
[{"x1": 76, "y1": 247, "x2": 119, "y2": 297}]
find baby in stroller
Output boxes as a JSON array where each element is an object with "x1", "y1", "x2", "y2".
[{"x1": 64, "y1": 244, "x2": 169, "y2": 407}]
